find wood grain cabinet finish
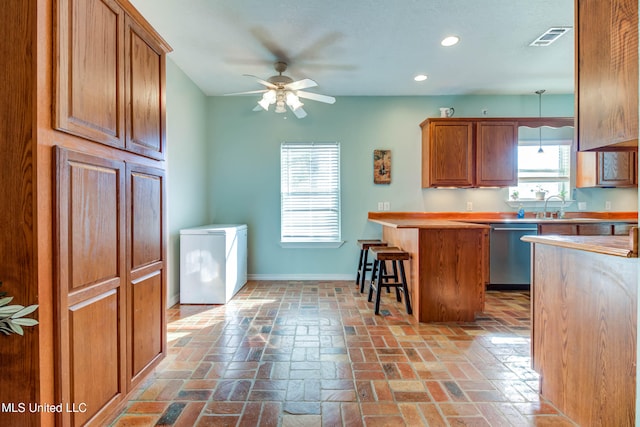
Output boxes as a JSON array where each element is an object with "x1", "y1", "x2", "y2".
[
  {"x1": 55, "y1": 0, "x2": 125, "y2": 148},
  {"x1": 421, "y1": 118, "x2": 517, "y2": 188},
  {"x1": 124, "y1": 17, "x2": 166, "y2": 159},
  {"x1": 4, "y1": 1, "x2": 168, "y2": 425},
  {"x1": 56, "y1": 0, "x2": 168, "y2": 159},
  {"x1": 126, "y1": 163, "x2": 166, "y2": 387},
  {"x1": 575, "y1": 0, "x2": 638, "y2": 151},
  {"x1": 422, "y1": 120, "x2": 474, "y2": 187},
  {"x1": 55, "y1": 147, "x2": 127, "y2": 427},
  {"x1": 538, "y1": 222, "x2": 637, "y2": 236},
  {"x1": 475, "y1": 122, "x2": 518, "y2": 186},
  {"x1": 531, "y1": 244, "x2": 636, "y2": 425},
  {"x1": 577, "y1": 151, "x2": 637, "y2": 187}
]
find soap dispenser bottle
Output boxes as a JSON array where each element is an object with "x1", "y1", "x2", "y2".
[{"x1": 517, "y1": 204, "x2": 525, "y2": 219}]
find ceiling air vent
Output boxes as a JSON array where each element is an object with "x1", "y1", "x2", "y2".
[{"x1": 529, "y1": 27, "x2": 572, "y2": 47}]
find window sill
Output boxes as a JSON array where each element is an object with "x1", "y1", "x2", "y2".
[{"x1": 280, "y1": 240, "x2": 345, "y2": 249}]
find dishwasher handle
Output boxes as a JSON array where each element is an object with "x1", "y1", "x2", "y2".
[{"x1": 492, "y1": 227, "x2": 538, "y2": 232}]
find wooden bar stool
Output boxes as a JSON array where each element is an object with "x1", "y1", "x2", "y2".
[
  {"x1": 368, "y1": 246, "x2": 412, "y2": 315},
  {"x1": 355, "y1": 239, "x2": 388, "y2": 293}
]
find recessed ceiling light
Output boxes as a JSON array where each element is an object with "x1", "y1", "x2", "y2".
[
  {"x1": 441, "y1": 36, "x2": 460, "y2": 47},
  {"x1": 414, "y1": 74, "x2": 428, "y2": 82}
]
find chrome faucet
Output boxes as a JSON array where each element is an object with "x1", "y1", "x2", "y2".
[{"x1": 544, "y1": 195, "x2": 566, "y2": 219}]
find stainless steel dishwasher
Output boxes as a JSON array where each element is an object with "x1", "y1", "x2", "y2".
[{"x1": 489, "y1": 223, "x2": 538, "y2": 289}]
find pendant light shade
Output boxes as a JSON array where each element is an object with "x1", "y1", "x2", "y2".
[{"x1": 535, "y1": 89, "x2": 545, "y2": 153}]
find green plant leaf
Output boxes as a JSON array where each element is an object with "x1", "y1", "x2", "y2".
[
  {"x1": 12, "y1": 304, "x2": 38, "y2": 319},
  {"x1": 0, "y1": 305, "x2": 24, "y2": 316},
  {"x1": 7, "y1": 320, "x2": 24, "y2": 336},
  {"x1": 12, "y1": 318, "x2": 38, "y2": 327},
  {"x1": 0, "y1": 297, "x2": 14, "y2": 307}
]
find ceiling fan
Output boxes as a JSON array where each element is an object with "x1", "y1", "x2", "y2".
[{"x1": 225, "y1": 61, "x2": 336, "y2": 118}]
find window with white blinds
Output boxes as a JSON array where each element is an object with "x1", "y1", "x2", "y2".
[{"x1": 281, "y1": 142, "x2": 341, "y2": 244}]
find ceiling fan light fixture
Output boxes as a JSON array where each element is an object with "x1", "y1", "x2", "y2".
[
  {"x1": 258, "y1": 90, "x2": 276, "y2": 110},
  {"x1": 274, "y1": 100, "x2": 287, "y2": 113},
  {"x1": 257, "y1": 97, "x2": 270, "y2": 111},
  {"x1": 285, "y1": 91, "x2": 304, "y2": 110}
]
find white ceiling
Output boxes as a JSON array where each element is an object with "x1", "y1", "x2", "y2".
[{"x1": 129, "y1": 0, "x2": 574, "y2": 97}]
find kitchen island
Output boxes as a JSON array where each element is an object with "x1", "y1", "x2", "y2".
[
  {"x1": 522, "y1": 230, "x2": 638, "y2": 426},
  {"x1": 368, "y1": 216, "x2": 490, "y2": 322},
  {"x1": 368, "y1": 211, "x2": 637, "y2": 323}
]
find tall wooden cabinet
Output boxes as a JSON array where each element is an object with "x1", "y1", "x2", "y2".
[
  {"x1": 0, "y1": 1, "x2": 170, "y2": 426},
  {"x1": 421, "y1": 118, "x2": 518, "y2": 188},
  {"x1": 575, "y1": 0, "x2": 638, "y2": 151}
]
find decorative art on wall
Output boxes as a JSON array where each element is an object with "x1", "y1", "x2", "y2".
[{"x1": 373, "y1": 149, "x2": 391, "y2": 184}]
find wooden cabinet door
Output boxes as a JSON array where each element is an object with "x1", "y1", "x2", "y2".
[
  {"x1": 125, "y1": 17, "x2": 166, "y2": 160},
  {"x1": 475, "y1": 122, "x2": 518, "y2": 186},
  {"x1": 576, "y1": 151, "x2": 637, "y2": 187},
  {"x1": 538, "y1": 224, "x2": 577, "y2": 235},
  {"x1": 576, "y1": 0, "x2": 638, "y2": 150},
  {"x1": 578, "y1": 223, "x2": 614, "y2": 235},
  {"x1": 126, "y1": 163, "x2": 166, "y2": 388},
  {"x1": 55, "y1": 147, "x2": 127, "y2": 427},
  {"x1": 598, "y1": 151, "x2": 636, "y2": 186},
  {"x1": 423, "y1": 121, "x2": 474, "y2": 187},
  {"x1": 55, "y1": 0, "x2": 125, "y2": 148}
]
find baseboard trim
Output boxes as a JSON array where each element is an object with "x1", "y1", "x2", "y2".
[{"x1": 247, "y1": 274, "x2": 354, "y2": 281}]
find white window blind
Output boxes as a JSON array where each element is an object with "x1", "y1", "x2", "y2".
[{"x1": 281, "y1": 142, "x2": 341, "y2": 243}]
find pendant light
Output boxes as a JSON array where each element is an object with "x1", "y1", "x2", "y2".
[{"x1": 535, "y1": 89, "x2": 545, "y2": 153}]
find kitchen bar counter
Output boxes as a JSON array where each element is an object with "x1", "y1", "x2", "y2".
[
  {"x1": 522, "y1": 232, "x2": 638, "y2": 258},
  {"x1": 524, "y1": 228, "x2": 637, "y2": 425},
  {"x1": 369, "y1": 215, "x2": 489, "y2": 322},
  {"x1": 367, "y1": 211, "x2": 637, "y2": 323}
]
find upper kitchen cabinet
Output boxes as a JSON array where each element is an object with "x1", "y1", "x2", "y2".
[
  {"x1": 421, "y1": 118, "x2": 517, "y2": 188},
  {"x1": 55, "y1": 0, "x2": 170, "y2": 159},
  {"x1": 475, "y1": 121, "x2": 518, "y2": 186},
  {"x1": 575, "y1": 0, "x2": 638, "y2": 151},
  {"x1": 422, "y1": 120, "x2": 474, "y2": 187},
  {"x1": 576, "y1": 150, "x2": 637, "y2": 187}
]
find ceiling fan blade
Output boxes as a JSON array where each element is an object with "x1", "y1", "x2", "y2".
[
  {"x1": 243, "y1": 74, "x2": 277, "y2": 89},
  {"x1": 296, "y1": 91, "x2": 336, "y2": 104},
  {"x1": 285, "y1": 78, "x2": 317, "y2": 91},
  {"x1": 290, "y1": 105, "x2": 307, "y2": 119},
  {"x1": 224, "y1": 89, "x2": 268, "y2": 96}
]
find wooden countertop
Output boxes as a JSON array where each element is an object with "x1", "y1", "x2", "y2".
[
  {"x1": 369, "y1": 218, "x2": 490, "y2": 229},
  {"x1": 522, "y1": 234, "x2": 638, "y2": 258},
  {"x1": 368, "y1": 211, "x2": 638, "y2": 223}
]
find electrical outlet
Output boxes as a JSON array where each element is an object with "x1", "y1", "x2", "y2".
[
  {"x1": 466, "y1": 201, "x2": 473, "y2": 211},
  {"x1": 481, "y1": 108, "x2": 488, "y2": 116},
  {"x1": 578, "y1": 202, "x2": 587, "y2": 211},
  {"x1": 383, "y1": 201, "x2": 390, "y2": 211},
  {"x1": 605, "y1": 201, "x2": 611, "y2": 211},
  {"x1": 377, "y1": 202, "x2": 384, "y2": 211}
]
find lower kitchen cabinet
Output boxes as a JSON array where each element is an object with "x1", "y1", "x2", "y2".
[
  {"x1": 55, "y1": 148, "x2": 166, "y2": 425},
  {"x1": 538, "y1": 222, "x2": 637, "y2": 236}
]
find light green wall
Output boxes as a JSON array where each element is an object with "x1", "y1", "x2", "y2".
[
  {"x1": 165, "y1": 59, "x2": 210, "y2": 305},
  {"x1": 205, "y1": 94, "x2": 637, "y2": 278}
]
